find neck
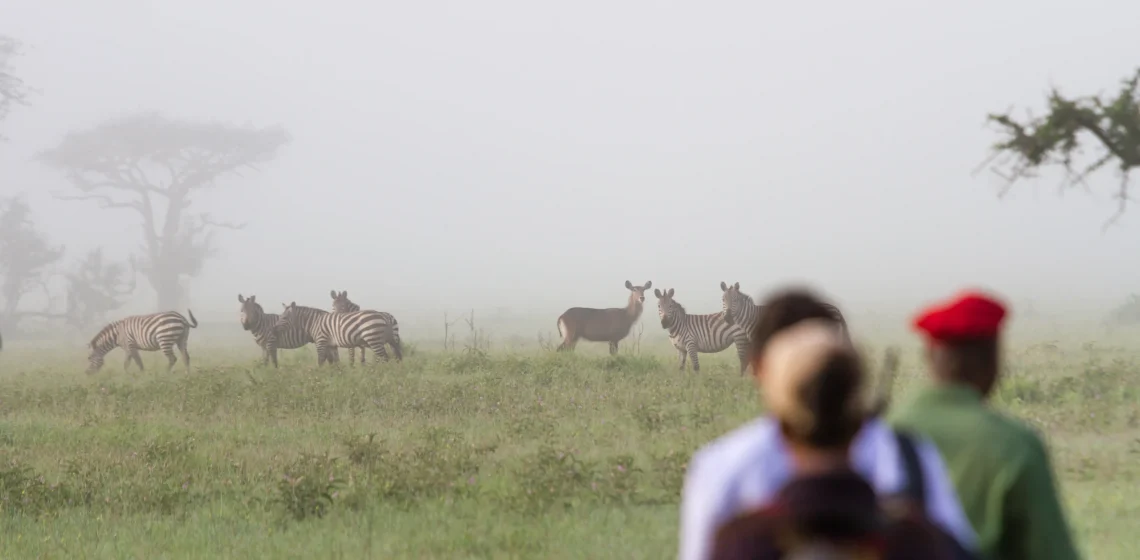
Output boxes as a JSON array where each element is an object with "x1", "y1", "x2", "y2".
[
  {"x1": 787, "y1": 445, "x2": 850, "y2": 476},
  {"x1": 934, "y1": 376, "x2": 988, "y2": 399},
  {"x1": 627, "y1": 299, "x2": 643, "y2": 318}
]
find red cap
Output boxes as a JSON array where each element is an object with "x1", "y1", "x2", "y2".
[{"x1": 912, "y1": 291, "x2": 1007, "y2": 342}]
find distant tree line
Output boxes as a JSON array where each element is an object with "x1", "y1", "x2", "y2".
[{"x1": 0, "y1": 34, "x2": 290, "y2": 338}]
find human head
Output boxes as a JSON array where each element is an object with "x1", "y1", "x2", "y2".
[
  {"x1": 760, "y1": 319, "x2": 866, "y2": 469},
  {"x1": 749, "y1": 287, "x2": 849, "y2": 377},
  {"x1": 912, "y1": 291, "x2": 1007, "y2": 398}
]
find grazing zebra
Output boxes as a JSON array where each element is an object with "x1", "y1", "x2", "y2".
[
  {"x1": 276, "y1": 303, "x2": 402, "y2": 366},
  {"x1": 86, "y1": 310, "x2": 198, "y2": 374},
  {"x1": 239, "y1": 294, "x2": 331, "y2": 367},
  {"x1": 720, "y1": 281, "x2": 849, "y2": 341},
  {"x1": 655, "y1": 288, "x2": 750, "y2": 374},
  {"x1": 330, "y1": 290, "x2": 368, "y2": 365}
]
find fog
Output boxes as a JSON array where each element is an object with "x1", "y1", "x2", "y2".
[{"x1": 4, "y1": 0, "x2": 1140, "y2": 333}]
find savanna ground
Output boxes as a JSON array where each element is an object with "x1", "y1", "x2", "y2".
[{"x1": 0, "y1": 321, "x2": 1138, "y2": 559}]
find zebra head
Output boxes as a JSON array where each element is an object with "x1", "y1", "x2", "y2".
[
  {"x1": 85, "y1": 325, "x2": 116, "y2": 374},
  {"x1": 624, "y1": 280, "x2": 652, "y2": 305},
  {"x1": 654, "y1": 288, "x2": 681, "y2": 329},
  {"x1": 720, "y1": 281, "x2": 744, "y2": 325},
  {"x1": 238, "y1": 294, "x2": 263, "y2": 331},
  {"x1": 330, "y1": 290, "x2": 358, "y2": 313}
]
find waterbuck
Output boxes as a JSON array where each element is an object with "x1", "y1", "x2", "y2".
[{"x1": 556, "y1": 280, "x2": 652, "y2": 355}]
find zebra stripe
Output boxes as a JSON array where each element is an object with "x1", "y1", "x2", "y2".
[
  {"x1": 720, "y1": 282, "x2": 849, "y2": 341},
  {"x1": 655, "y1": 288, "x2": 749, "y2": 374},
  {"x1": 330, "y1": 290, "x2": 367, "y2": 365},
  {"x1": 239, "y1": 294, "x2": 318, "y2": 368},
  {"x1": 276, "y1": 303, "x2": 402, "y2": 366},
  {"x1": 86, "y1": 310, "x2": 198, "y2": 374}
]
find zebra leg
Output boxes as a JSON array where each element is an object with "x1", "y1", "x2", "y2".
[
  {"x1": 347, "y1": 346, "x2": 356, "y2": 366},
  {"x1": 609, "y1": 341, "x2": 619, "y2": 355},
  {"x1": 268, "y1": 345, "x2": 279, "y2": 368},
  {"x1": 677, "y1": 348, "x2": 687, "y2": 371},
  {"x1": 733, "y1": 331, "x2": 752, "y2": 376},
  {"x1": 161, "y1": 343, "x2": 178, "y2": 373},
  {"x1": 131, "y1": 349, "x2": 145, "y2": 371},
  {"x1": 359, "y1": 345, "x2": 366, "y2": 365},
  {"x1": 316, "y1": 341, "x2": 329, "y2": 366},
  {"x1": 178, "y1": 340, "x2": 191, "y2": 374},
  {"x1": 687, "y1": 344, "x2": 701, "y2": 373},
  {"x1": 123, "y1": 349, "x2": 134, "y2": 372}
]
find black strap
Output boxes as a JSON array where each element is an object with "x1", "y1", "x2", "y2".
[{"x1": 894, "y1": 430, "x2": 926, "y2": 507}]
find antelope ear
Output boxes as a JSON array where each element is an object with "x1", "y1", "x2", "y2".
[
  {"x1": 238, "y1": 294, "x2": 245, "y2": 303},
  {"x1": 720, "y1": 282, "x2": 728, "y2": 292},
  {"x1": 653, "y1": 288, "x2": 663, "y2": 298},
  {"x1": 734, "y1": 282, "x2": 740, "y2": 290},
  {"x1": 330, "y1": 290, "x2": 337, "y2": 299},
  {"x1": 643, "y1": 280, "x2": 652, "y2": 289},
  {"x1": 625, "y1": 280, "x2": 633, "y2": 290},
  {"x1": 667, "y1": 288, "x2": 675, "y2": 298}
]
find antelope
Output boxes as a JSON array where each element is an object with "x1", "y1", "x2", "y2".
[{"x1": 556, "y1": 280, "x2": 652, "y2": 355}]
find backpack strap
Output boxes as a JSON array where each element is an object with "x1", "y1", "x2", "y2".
[{"x1": 893, "y1": 430, "x2": 926, "y2": 507}]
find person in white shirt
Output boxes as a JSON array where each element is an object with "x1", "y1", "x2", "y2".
[{"x1": 679, "y1": 288, "x2": 977, "y2": 560}]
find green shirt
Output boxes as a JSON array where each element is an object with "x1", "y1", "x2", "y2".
[{"x1": 889, "y1": 383, "x2": 1081, "y2": 560}]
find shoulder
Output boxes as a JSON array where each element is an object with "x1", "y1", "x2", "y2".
[
  {"x1": 686, "y1": 417, "x2": 781, "y2": 492},
  {"x1": 690, "y1": 417, "x2": 780, "y2": 472},
  {"x1": 981, "y1": 408, "x2": 1050, "y2": 461}
]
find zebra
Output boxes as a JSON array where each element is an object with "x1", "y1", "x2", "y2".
[
  {"x1": 239, "y1": 294, "x2": 333, "y2": 367},
  {"x1": 720, "y1": 281, "x2": 850, "y2": 342},
  {"x1": 86, "y1": 310, "x2": 198, "y2": 374},
  {"x1": 330, "y1": 290, "x2": 368, "y2": 365},
  {"x1": 655, "y1": 288, "x2": 750, "y2": 374},
  {"x1": 275, "y1": 303, "x2": 402, "y2": 366}
]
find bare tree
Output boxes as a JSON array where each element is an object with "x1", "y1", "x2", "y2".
[
  {"x1": 0, "y1": 35, "x2": 34, "y2": 138},
  {"x1": 63, "y1": 249, "x2": 136, "y2": 330},
  {"x1": 978, "y1": 68, "x2": 1140, "y2": 228},
  {"x1": 37, "y1": 113, "x2": 290, "y2": 310},
  {"x1": 0, "y1": 196, "x2": 64, "y2": 332}
]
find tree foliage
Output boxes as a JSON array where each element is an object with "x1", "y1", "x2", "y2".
[
  {"x1": 980, "y1": 68, "x2": 1140, "y2": 226},
  {"x1": 63, "y1": 249, "x2": 136, "y2": 330},
  {"x1": 0, "y1": 197, "x2": 137, "y2": 336},
  {"x1": 38, "y1": 113, "x2": 291, "y2": 310},
  {"x1": 0, "y1": 197, "x2": 64, "y2": 329},
  {"x1": 0, "y1": 35, "x2": 34, "y2": 136}
]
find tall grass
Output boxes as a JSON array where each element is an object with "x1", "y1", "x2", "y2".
[{"x1": 0, "y1": 336, "x2": 1136, "y2": 558}]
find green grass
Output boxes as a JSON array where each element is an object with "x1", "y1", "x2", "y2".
[{"x1": 0, "y1": 334, "x2": 1136, "y2": 559}]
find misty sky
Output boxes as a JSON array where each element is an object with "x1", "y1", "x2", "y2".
[{"x1": 3, "y1": 0, "x2": 1140, "y2": 322}]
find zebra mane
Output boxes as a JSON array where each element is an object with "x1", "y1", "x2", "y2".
[
  {"x1": 289, "y1": 304, "x2": 328, "y2": 314},
  {"x1": 668, "y1": 300, "x2": 687, "y2": 314},
  {"x1": 89, "y1": 321, "x2": 117, "y2": 346}
]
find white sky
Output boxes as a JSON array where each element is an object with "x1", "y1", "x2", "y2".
[{"x1": 3, "y1": 0, "x2": 1140, "y2": 325}]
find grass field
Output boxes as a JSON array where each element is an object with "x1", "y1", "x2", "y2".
[{"x1": 0, "y1": 327, "x2": 1137, "y2": 559}]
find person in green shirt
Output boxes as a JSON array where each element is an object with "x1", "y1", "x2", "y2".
[{"x1": 889, "y1": 290, "x2": 1081, "y2": 560}]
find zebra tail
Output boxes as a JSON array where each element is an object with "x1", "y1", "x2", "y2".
[{"x1": 186, "y1": 309, "x2": 199, "y2": 328}]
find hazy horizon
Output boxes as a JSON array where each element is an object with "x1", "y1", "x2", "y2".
[{"x1": 4, "y1": 0, "x2": 1140, "y2": 328}]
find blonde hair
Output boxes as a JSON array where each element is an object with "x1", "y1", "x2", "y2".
[{"x1": 760, "y1": 319, "x2": 866, "y2": 447}]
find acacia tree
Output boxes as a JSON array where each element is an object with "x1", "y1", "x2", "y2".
[
  {"x1": 38, "y1": 113, "x2": 290, "y2": 310},
  {"x1": 63, "y1": 249, "x2": 136, "y2": 330},
  {"x1": 0, "y1": 196, "x2": 64, "y2": 332},
  {"x1": 979, "y1": 68, "x2": 1140, "y2": 227},
  {"x1": 0, "y1": 35, "x2": 33, "y2": 137}
]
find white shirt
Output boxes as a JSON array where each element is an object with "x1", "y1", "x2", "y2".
[{"x1": 679, "y1": 417, "x2": 976, "y2": 560}]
